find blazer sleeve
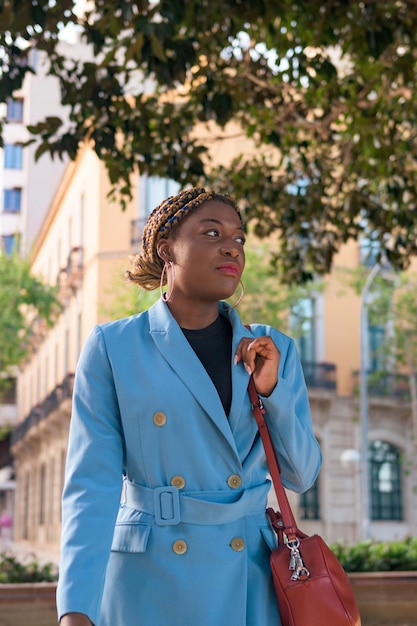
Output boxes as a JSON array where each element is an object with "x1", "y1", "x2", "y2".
[
  {"x1": 257, "y1": 328, "x2": 322, "y2": 493},
  {"x1": 56, "y1": 325, "x2": 124, "y2": 624}
]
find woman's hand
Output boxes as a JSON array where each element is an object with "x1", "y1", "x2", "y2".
[{"x1": 234, "y1": 335, "x2": 280, "y2": 396}]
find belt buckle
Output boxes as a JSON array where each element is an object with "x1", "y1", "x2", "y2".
[{"x1": 153, "y1": 486, "x2": 181, "y2": 526}]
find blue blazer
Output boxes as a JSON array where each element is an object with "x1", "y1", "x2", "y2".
[{"x1": 57, "y1": 299, "x2": 321, "y2": 626}]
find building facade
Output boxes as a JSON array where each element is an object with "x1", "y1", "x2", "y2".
[
  {"x1": 9, "y1": 145, "x2": 417, "y2": 559},
  {"x1": 0, "y1": 35, "x2": 94, "y2": 540},
  {"x1": 0, "y1": 47, "x2": 72, "y2": 257},
  {"x1": 0, "y1": 45, "x2": 72, "y2": 537}
]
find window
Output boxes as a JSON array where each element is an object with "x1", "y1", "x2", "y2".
[
  {"x1": 49, "y1": 457, "x2": 55, "y2": 524},
  {"x1": 4, "y1": 143, "x2": 23, "y2": 169},
  {"x1": 145, "y1": 176, "x2": 180, "y2": 215},
  {"x1": 6, "y1": 98, "x2": 24, "y2": 122},
  {"x1": 132, "y1": 176, "x2": 181, "y2": 246},
  {"x1": 60, "y1": 449, "x2": 66, "y2": 517},
  {"x1": 299, "y1": 478, "x2": 320, "y2": 520},
  {"x1": 23, "y1": 472, "x2": 30, "y2": 540},
  {"x1": 368, "y1": 324, "x2": 386, "y2": 372},
  {"x1": 290, "y1": 298, "x2": 316, "y2": 362},
  {"x1": 64, "y1": 328, "x2": 70, "y2": 373},
  {"x1": 3, "y1": 188, "x2": 22, "y2": 212},
  {"x1": 77, "y1": 313, "x2": 82, "y2": 358},
  {"x1": 39, "y1": 463, "x2": 46, "y2": 525},
  {"x1": 359, "y1": 233, "x2": 381, "y2": 267},
  {"x1": 370, "y1": 440, "x2": 403, "y2": 520},
  {"x1": 2, "y1": 234, "x2": 17, "y2": 256},
  {"x1": 358, "y1": 212, "x2": 382, "y2": 267},
  {"x1": 358, "y1": 214, "x2": 391, "y2": 268}
]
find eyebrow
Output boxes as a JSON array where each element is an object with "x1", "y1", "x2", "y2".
[{"x1": 199, "y1": 218, "x2": 245, "y2": 230}]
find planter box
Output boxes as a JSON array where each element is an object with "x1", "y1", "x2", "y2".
[
  {"x1": 0, "y1": 582, "x2": 57, "y2": 626},
  {"x1": 349, "y1": 571, "x2": 417, "y2": 626},
  {"x1": 0, "y1": 574, "x2": 416, "y2": 626}
]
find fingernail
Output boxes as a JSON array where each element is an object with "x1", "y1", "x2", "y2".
[
  {"x1": 244, "y1": 363, "x2": 252, "y2": 375},
  {"x1": 234, "y1": 355, "x2": 238, "y2": 366}
]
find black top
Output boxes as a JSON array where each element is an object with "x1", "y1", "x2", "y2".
[{"x1": 181, "y1": 315, "x2": 233, "y2": 415}]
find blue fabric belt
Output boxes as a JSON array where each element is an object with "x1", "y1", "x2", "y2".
[{"x1": 124, "y1": 480, "x2": 270, "y2": 526}]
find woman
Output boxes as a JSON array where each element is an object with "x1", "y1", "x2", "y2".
[{"x1": 57, "y1": 187, "x2": 321, "y2": 626}]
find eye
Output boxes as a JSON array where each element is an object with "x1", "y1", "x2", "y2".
[
  {"x1": 236, "y1": 235, "x2": 246, "y2": 245},
  {"x1": 206, "y1": 229, "x2": 219, "y2": 237}
]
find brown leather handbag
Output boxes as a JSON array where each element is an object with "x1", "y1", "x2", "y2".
[{"x1": 248, "y1": 376, "x2": 361, "y2": 626}]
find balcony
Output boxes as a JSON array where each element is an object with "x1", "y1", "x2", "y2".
[
  {"x1": 0, "y1": 378, "x2": 16, "y2": 405},
  {"x1": 66, "y1": 246, "x2": 84, "y2": 289},
  {"x1": 302, "y1": 361, "x2": 337, "y2": 390},
  {"x1": 11, "y1": 373, "x2": 74, "y2": 446},
  {"x1": 57, "y1": 246, "x2": 84, "y2": 301},
  {"x1": 352, "y1": 370, "x2": 410, "y2": 400}
]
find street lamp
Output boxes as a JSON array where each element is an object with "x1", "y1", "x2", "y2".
[
  {"x1": 340, "y1": 449, "x2": 361, "y2": 472},
  {"x1": 359, "y1": 262, "x2": 381, "y2": 540}
]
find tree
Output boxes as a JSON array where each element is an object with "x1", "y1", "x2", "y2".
[
  {"x1": 2, "y1": 0, "x2": 417, "y2": 282},
  {"x1": 347, "y1": 267, "x2": 417, "y2": 443},
  {"x1": 393, "y1": 274, "x2": 417, "y2": 445},
  {"x1": 0, "y1": 250, "x2": 61, "y2": 396}
]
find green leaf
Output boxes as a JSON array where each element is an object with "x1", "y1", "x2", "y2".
[{"x1": 150, "y1": 35, "x2": 167, "y2": 62}]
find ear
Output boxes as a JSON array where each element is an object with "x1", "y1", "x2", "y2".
[{"x1": 156, "y1": 238, "x2": 172, "y2": 262}]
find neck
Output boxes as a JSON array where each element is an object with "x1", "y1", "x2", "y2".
[{"x1": 165, "y1": 298, "x2": 220, "y2": 329}]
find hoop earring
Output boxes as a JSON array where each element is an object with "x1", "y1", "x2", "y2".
[
  {"x1": 230, "y1": 280, "x2": 245, "y2": 308},
  {"x1": 160, "y1": 261, "x2": 175, "y2": 302}
]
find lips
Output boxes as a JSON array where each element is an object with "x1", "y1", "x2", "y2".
[{"x1": 217, "y1": 263, "x2": 240, "y2": 277}]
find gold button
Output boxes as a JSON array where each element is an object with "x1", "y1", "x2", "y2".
[
  {"x1": 230, "y1": 537, "x2": 245, "y2": 552},
  {"x1": 153, "y1": 412, "x2": 167, "y2": 426},
  {"x1": 227, "y1": 474, "x2": 242, "y2": 489},
  {"x1": 172, "y1": 540, "x2": 188, "y2": 555},
  {"x1": 171, "y1": 475, "x2": 186, "y2": 489}
]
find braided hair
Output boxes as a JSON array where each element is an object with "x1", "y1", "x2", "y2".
[{"x1": 126, "y1": 187, "x2": 242, "y2": 290}]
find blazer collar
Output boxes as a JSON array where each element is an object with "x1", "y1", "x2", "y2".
[{"x1": 148, "y1": 299, "x2": 252, "y2": 452}]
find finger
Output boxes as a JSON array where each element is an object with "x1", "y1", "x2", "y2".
[
  {"x1": 247, "y1": 336, "x2": 276, "y2": 351},
  {"x1": 247, "y1": 340, "x2": 277, "y2": 362},
  {"x1": 233, "y1": 341, "x2": 253, "y2": 374},
  {"x1": 233, "y1": 338, "x2": 253, "y2": 364},
  {"x1": 242, "y1": 348, "x2": 258, "y2": 375}
]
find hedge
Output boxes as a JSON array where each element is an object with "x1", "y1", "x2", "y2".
[{"x1": 330, "y1": 537, "x2": 417, "y2": 572}]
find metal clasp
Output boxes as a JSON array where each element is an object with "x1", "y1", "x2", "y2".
[{"x1": 287, "y1": 539, "x2": 310, "y2": 581}]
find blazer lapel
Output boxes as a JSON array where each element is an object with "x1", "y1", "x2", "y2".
[
  {"x1": 148, "y1": 299, "x2": 240, "y2": 453},
  {"x1": 223, "y1": 305, "x2": 253, "y2": 435}
]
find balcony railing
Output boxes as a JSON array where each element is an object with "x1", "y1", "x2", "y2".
[
  {"x1": 11, "y1": 373, "x2": 75, "y2": 446},
  {"x1": 0, "y1": 378, "x2": 16, "y2": 405},
  {"x1": 301, "y1": 361, "x2": 337, "y2": 390},
  {"x1": 57, "y1": 246, "x2": 84, "y2": 301},
  {"x1": 352, "y1": 370, "x2": 410, "y2": 400}
]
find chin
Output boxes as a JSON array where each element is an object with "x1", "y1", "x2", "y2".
[{"x1": 221, "y1": 292, "x2": 236, "y2": 302}]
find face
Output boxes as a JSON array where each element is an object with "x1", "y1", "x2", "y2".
[{"x1": 157, "y1": 200, "x2": 246, "y2": 306}]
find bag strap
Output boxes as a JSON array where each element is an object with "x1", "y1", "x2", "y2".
[{"x1": 247, "y1": 375, "x2": 300, "y2": 540}]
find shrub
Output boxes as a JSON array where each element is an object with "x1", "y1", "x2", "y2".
[
  {"x1": 330, "y1": 537, "x2": 417, "y2": 572},
  {"x1": 0, "y1": 552, "x2": 58, "y2": 583}
]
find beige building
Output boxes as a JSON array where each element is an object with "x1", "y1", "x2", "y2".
[
  {"x1": 10, "y1": 144, "x2": 417, "y2": 559},
  {"x1": 10, "y1": 145, "x2": 138, "y2": 550},
  {"x1": 0, "y1": 35, "x2": 94, "y2": 532}
]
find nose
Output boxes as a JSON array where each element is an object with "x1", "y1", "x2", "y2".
[{"x1": 221, "y1": 241, "x2": 240, "y2": 258}]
